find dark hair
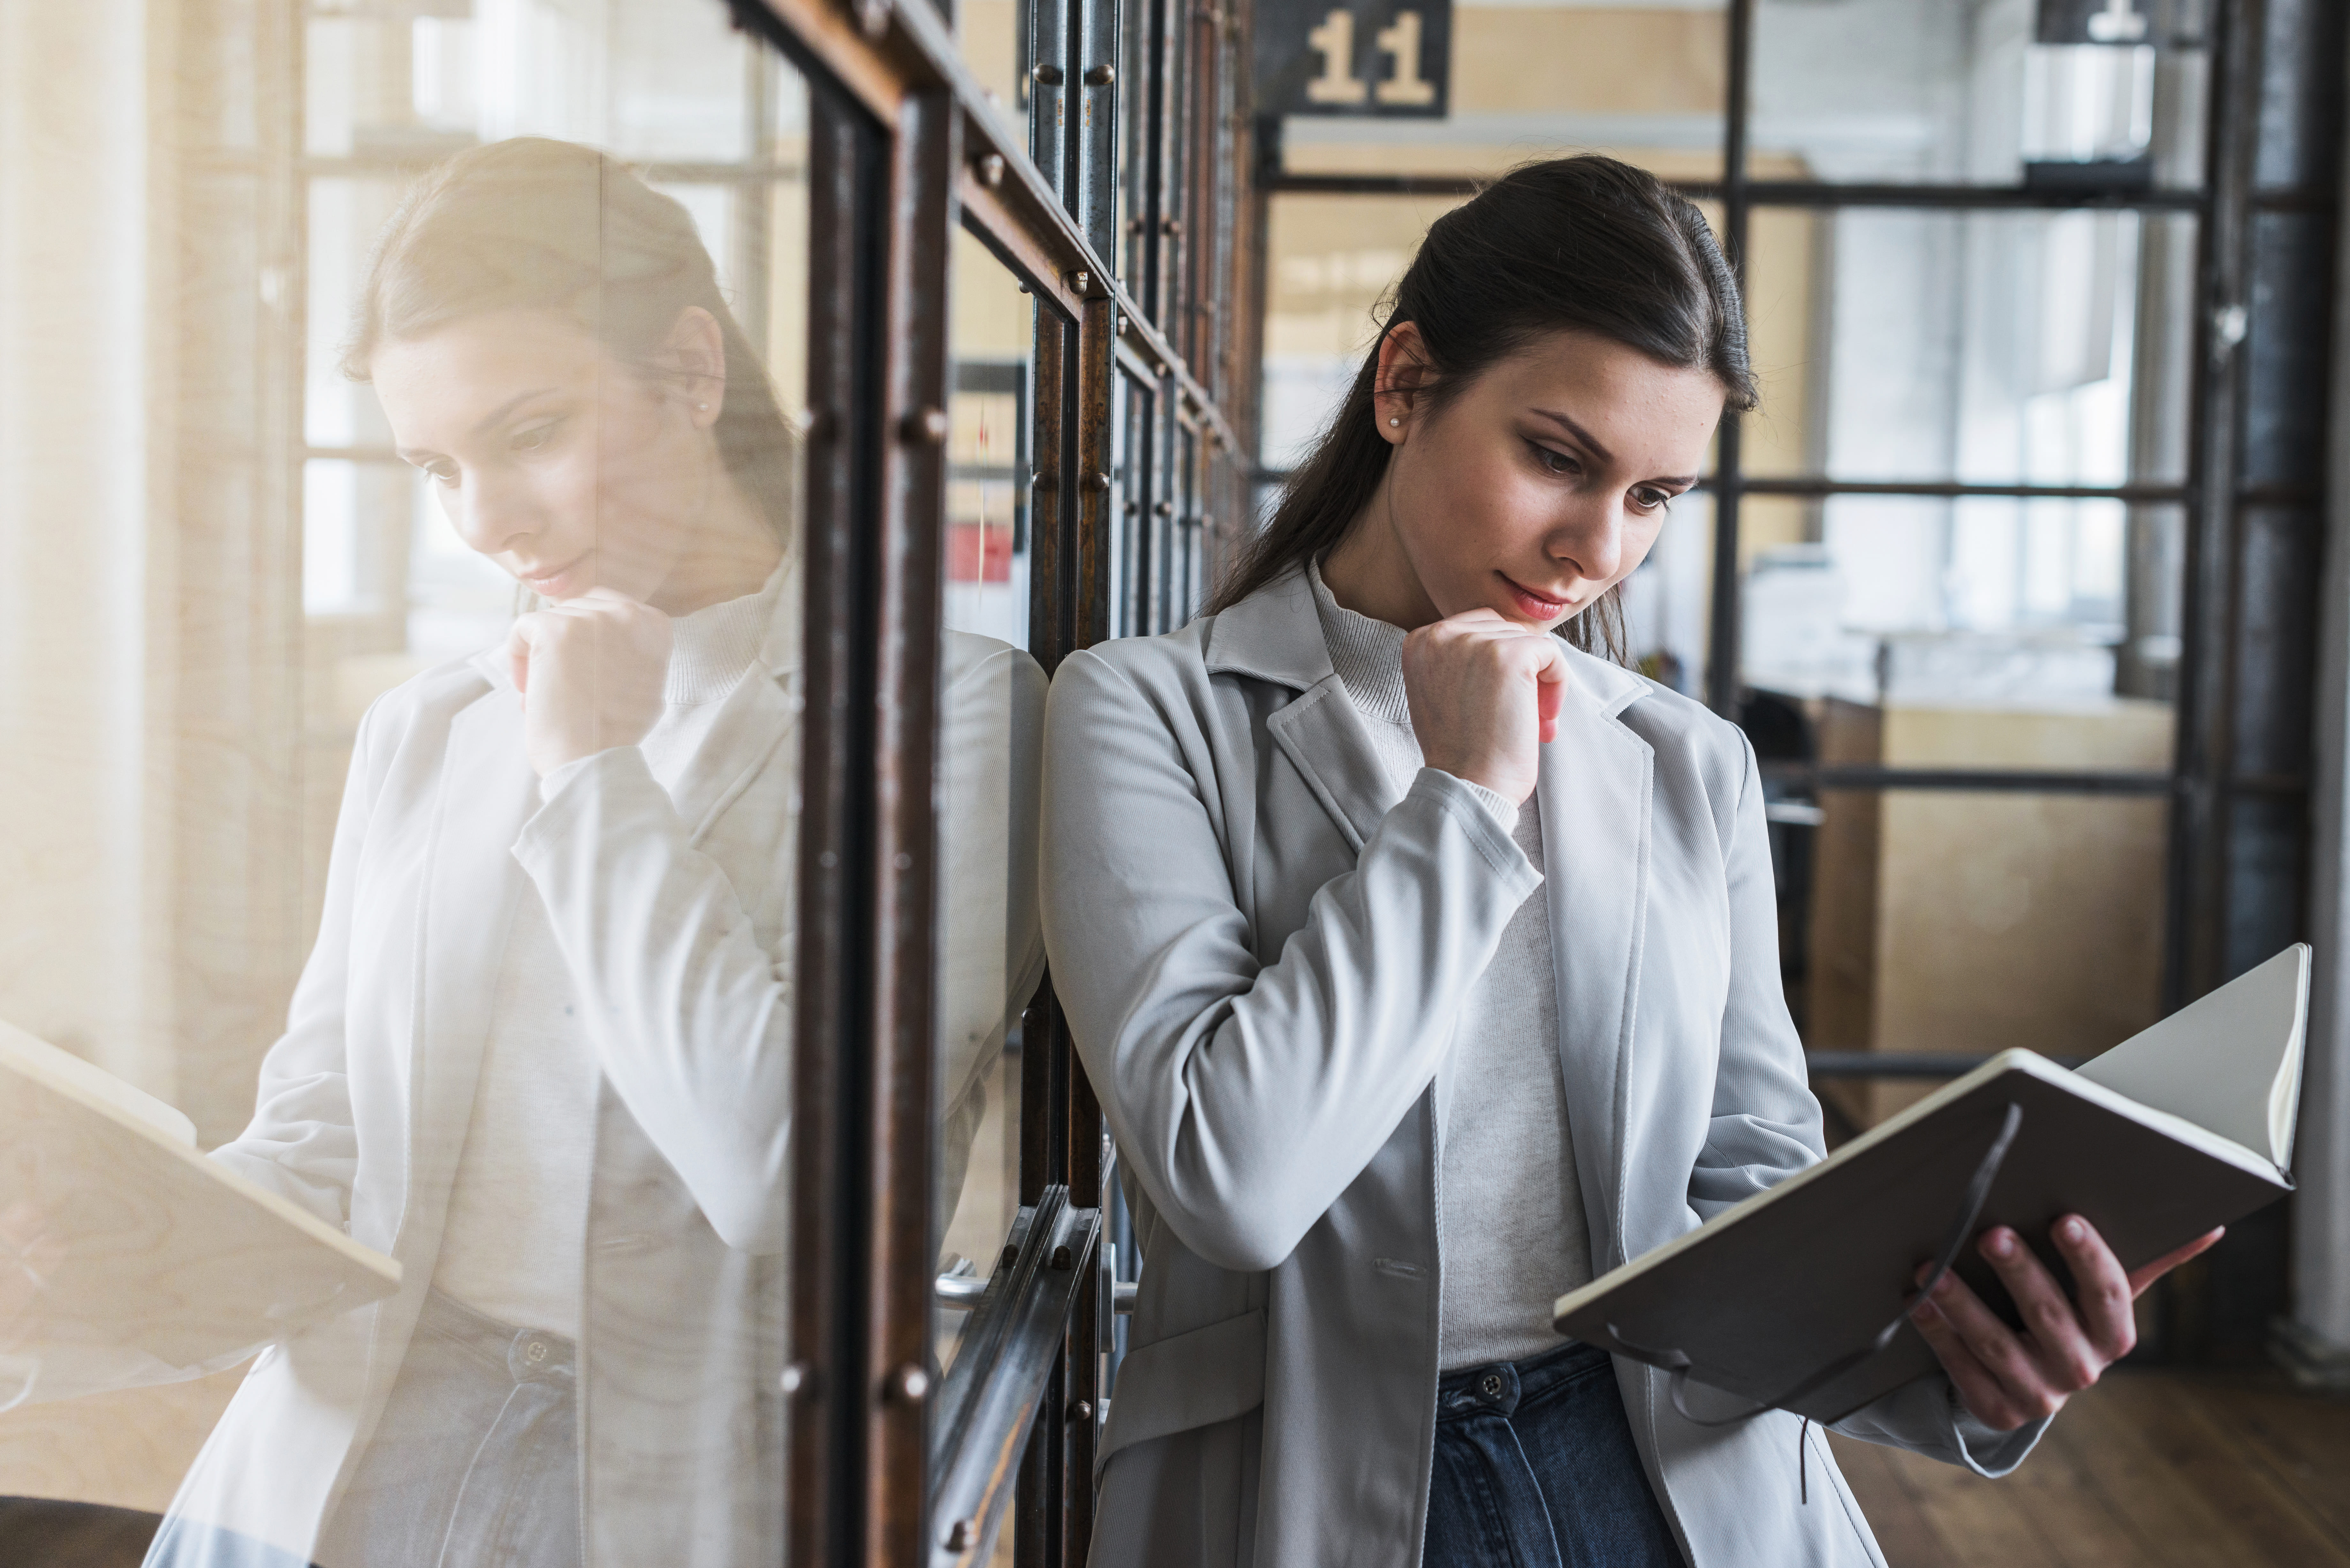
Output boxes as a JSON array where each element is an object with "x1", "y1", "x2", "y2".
[
  {"x1": 1212, "y1": 155, "x2": 1754, "y2": 660},
  {"x1": 341, "y1": 136, "x2": 795, "y2": 543}
]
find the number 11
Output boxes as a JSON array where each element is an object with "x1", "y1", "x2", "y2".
[{"x1": 1304, "y1": 8, "x2": 1436, "y2": 109}]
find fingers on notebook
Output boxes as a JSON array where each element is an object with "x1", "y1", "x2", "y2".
[
  {"x1": 1907, "y1": 1283, "x2": 2038, "y2": 1429},
  {"x1": 2045, "y1": 1217, "x2": 2138, "y2": 1360},
  {"x1": 2126, "y1": 1225, "x2": 2225, "y2": 1299},
  {"x1": 1980, "y1": 1225, "x2": 2113, "y2": 1388}
]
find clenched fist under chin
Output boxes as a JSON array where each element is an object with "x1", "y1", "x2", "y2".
[{"x1": 506, "y1": 587, "x2": 674, "y2": 777}]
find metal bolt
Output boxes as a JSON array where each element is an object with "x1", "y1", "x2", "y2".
[
  {"x1": 1085, "y1": 63, "x2": 1116, "y2": 86},
  {"x1": 1067, "y1": 1398, "x2": 1094, "y2": 1422},
  {"x1": 886, "y1": 1364, "x2": 931, "y2": 1404},
  {"x1": 975, "y1": 152, "x2": 1006, "y2": 188},
  {"x1": 1050, "y1": 1244, "x2": 1073, "y2": 1270},
  {"x1": 1032, "y1": 62, "x2": 1063, "y2": 86},
  {"x1": 944, "y1": 1518, "x2": 977, "y2": 1552},
  {"x1": 901, "y1": 405, "x2": 949, "y2": 444}
]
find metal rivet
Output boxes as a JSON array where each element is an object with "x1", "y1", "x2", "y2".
[
  {"x1": 1085, "y1": 63, "x2": 1116, "y2": 86},
  {"x1": 1032, "y1": 471, "x2": 1058, "y2": 491},
  {"x1": 1086, "y1": 471, "x2": 1112, "y2": 492},
  {"x1": 796, "y1": 406, "x2": 830, "y2": 441},
  {"x1": 1067, "y1": 1398, "x2": 1093, "y2": 1422},
  {"x1": 901, "y1": 406, "x2": 949, "y2": 444},
  {"x1": 818, "y1": 850, "x2": 838, "y2": 870},
  {"x1": 780, "y1": 1361, "x2": 809, "y2": 1396},
  {"x1": 944, "y1": 1519, "x2": 977, "y2": 1552},
  {"x1": 1128, "y1": 217, "x2": 1148, "y2": 235},
  {"x1": 1154, "y1": 500, "x2": 1174, "y2": 517},
  {"x1": 1070, "y1": 269, "x2": 1091, "y2": 294},
  {"x1": 975, "y1": 152, "x2": 1006, "y2": 188},
  {"x1": 894, "y1": 851, "x2": 914, "y2": 870},
  {"x1": 1050, "y1": 1244, "x2": 1073, "y2": 1270},
  {"x1": 1163, "y1": 217, "x2": 1183, "y2": 237},
  {"x1": 1032, "y1": 62, "x2": 1063, "y2": 85},
  {"x1": 887, "y1": 1364, "x2": 931, "y2": 1404},
  {"x1": 1123, "y1": 500, "x2": 1140, "y2": 516}
]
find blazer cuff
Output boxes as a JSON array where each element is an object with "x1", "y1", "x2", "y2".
[{"x1": 1407, "y1": 767, "x2": 1539, "y2": 888}]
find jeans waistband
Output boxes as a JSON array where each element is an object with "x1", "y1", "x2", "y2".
[
  {"x1": 1437, "y1": 1340, "x2": 1612, "y2": 1422},
  {"x1": 414, "y1": 1287, "x2": 578, "y2": 1387}
]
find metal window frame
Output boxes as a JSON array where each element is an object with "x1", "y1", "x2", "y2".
[{"x1": 723, "y1": 0, "x2": 1252, "y2": 1561}]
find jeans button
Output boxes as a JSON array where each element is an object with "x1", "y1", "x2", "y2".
[
  {"x1": 1479, "y1": 1372, "x2": 1503, "y2": 1400},
  {"x1": 526, "y1": 1338, "x2": 549, "y2": 1366}
]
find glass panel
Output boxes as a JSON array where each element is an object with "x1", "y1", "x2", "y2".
[
  {"x1": 958, "y1": 0, "x2": 1033, "y2": 146},
  {"x1": 1742, "y1": 209, "x2": 2196, "y2": 487},
  {"x1": 934, "y1": 230, "x2": 1047, "y2": 1374},
  {"x1": 1274, "y1": 1, "x2": 1727, "y2": 183},
  {"x1": 0, "y1": 9, "x2": 809, "y2": 1563},
  {"x1": 1753, "y1": 0, "x2": 2209, "y2": 188},
  {"x1": 307, "y1": 0, "x2": 760, "y2": 162},
  {"x1": 1740, "y1": 501, "x2": 2182, "y2": 707}
]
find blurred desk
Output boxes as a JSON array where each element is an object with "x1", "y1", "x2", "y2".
[{"x1": 1803, "y1": 697, "x2": 2174, "y2": 1130}]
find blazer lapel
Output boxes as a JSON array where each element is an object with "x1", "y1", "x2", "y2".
[
  {"x1": 1208, "y1": 566, "x2": 1394, "y2": 852},
  {"x1": 1265, "y1": 680, "x2": 1397, "y2": 853},
  {"x1": 400, "y1": 685, "x2": 536, "y2": 1251},
  {"x1": 1539, "y1": 661, "x2": 1656, "y2": 1274}
]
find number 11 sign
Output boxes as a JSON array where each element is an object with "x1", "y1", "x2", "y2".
[{"x1": 1255, "y1": 0, "x2": 1452, "y2": 121}]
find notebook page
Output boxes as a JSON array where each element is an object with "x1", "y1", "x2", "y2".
[
  {"x1": 2073, "y1": 944, "x2": 2308, "y2": 1168},
  {"x1": 0, "y1": 1018, "x2": 199, "y2": 1148}
]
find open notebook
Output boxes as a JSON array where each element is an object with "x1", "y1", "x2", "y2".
[
  {"x1": 0, "y1": 1021, "x2": 399, "y2": 1406},
  {"x1": 1553, "y1": 944, "x2": 2308, "y2": 1425}
]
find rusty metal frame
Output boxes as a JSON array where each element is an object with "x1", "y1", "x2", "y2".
[{"x1": 726, "y1": 0, "x2": 1255, "y2": 1562}]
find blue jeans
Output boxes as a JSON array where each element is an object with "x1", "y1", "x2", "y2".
[{"x1": 1423, "y1": 1341, "x2": 1684, "y2": 1568}]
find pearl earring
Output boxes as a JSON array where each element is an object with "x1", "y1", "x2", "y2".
[
  {"x1": 1388, "y1": 416, "x2": 1400, "y2": 427},
  {"x1": 696, "y1": 401, "x2": 710, "y2": 412}
]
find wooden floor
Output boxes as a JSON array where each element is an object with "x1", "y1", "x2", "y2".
[{"x1": 1830, "y1": 1369, "x2": 2350, "y2": 1567}]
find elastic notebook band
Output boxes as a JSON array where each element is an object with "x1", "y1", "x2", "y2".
[{"x1": 1606, "y1": 1098, "x2": 2024, "y2": 1431}]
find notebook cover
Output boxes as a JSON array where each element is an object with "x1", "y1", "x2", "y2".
[{"x1": 1553, "y1": 1063, "x2": 2289, "y2": 1424}]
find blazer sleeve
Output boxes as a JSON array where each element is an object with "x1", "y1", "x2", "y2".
[
  {"x1": 1699, "y1": 729, "x2": 2051, "y2": 1474},
  {"x1": 1039, "y1": 648, "x2": 1543, "y2": 1275},
  {"x1": 513, "y1": 743, "x2": 794, "y2": 1256},
  {"x1": 207, "y1": 696, "x2": 389, "y2": 1228}
]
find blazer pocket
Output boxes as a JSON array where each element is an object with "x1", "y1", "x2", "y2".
[{"x1": 1095, "y1": 1308, "x2": 1266, "y2": 1480}]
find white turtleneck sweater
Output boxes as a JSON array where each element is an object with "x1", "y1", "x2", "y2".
[
  {"x1": 434, "y1": 567, "x2": 783, "y2": 1338},
  {"x1": 1307, "y1": 561, "x2": 1591, "y2": 1371}
]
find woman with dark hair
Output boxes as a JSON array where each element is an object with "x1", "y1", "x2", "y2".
[
  {"x1": 1040, "y1": 155, "x2": 2214, "y2": 1566},
  {"x1": 12, "y1": 137, "x2": 1040, "y2": 1568}
]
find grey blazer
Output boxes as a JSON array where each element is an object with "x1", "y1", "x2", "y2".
[{"x1": 1038, "y1": 569, "x2": 2046, "y2": 1568}]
